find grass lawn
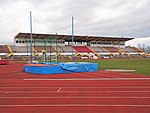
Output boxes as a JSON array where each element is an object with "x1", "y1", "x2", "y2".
[{"x1": 74, "y1": 58, "x2": 150, "y2": 76}]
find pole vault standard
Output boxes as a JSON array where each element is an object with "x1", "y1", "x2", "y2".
[
  {"x1": 30, "y1": 11, "x2": 33, "y2": 63},
  {"x1": 72, "y1": 17, "x2": 74, "y2": 62},
  {"x1": 56, "y1": 33, "x2": 58, "y2": 63},
  {"x1": 23, "y1": 16, "x2": 98, "y2": 74}
]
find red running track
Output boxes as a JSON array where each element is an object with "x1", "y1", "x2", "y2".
[{"x1": 0, "y1": 61, "x2": 150, "y2": 113}]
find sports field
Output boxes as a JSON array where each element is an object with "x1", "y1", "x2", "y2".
[
  {"x1": 0, "y1": 60, "x2": 150, "y2": 113},
  {"x1": 74, "y1": 58, "x2": 150, "y2": 75}
]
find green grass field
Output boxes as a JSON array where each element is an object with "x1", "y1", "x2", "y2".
[{"x1": 74, "y1": 58, "x2": 150, "y2": 75}]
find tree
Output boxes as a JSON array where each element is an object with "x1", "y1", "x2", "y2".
[
  {"x1": 138, "y1": 43, "x2": 146, "y2": 51},
  {"x1": 138, "y1": 43, "x2": 150, "y2": 53}
]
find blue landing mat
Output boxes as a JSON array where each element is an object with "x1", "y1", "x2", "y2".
[{"x1": 23, "y1": 62, "x2": 98, "y2": 74}]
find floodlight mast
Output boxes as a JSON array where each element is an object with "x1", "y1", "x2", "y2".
[
  {"x1": 30, "y1": 11, "x2": 33, "y2": 63},
  {"x1": 72, "y1": 16, "x2": 74, "y2": 62}
]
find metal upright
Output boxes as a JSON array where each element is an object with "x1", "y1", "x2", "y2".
[
  {"x1": 72, "y1": 17, "x2": 74, "y2": 62},
  {"x1": 30, "y1": 11, "x2": 33, "y2": 63},
  {"x1": 49, "y1": 36, "x2": 52, "y2": 62},
  {"x1": 44, "y1": 37, "x2": 47, "y2": 62},
  {"x1": 56, "y1": 33, "x2": 58, "y2": 63}
]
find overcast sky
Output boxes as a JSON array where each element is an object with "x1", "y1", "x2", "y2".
[{"x1": 0, "y1": 0, "x2": 150, "y2": 47}]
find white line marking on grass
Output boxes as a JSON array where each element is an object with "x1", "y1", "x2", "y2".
[
  {"x1": 105, "y1": 69, "x2": 136, "y2": 72},
  {"x1": 0, "y1": 104, "x2": 149, "y2": 107},
  {"x1": 57, "y1": 88, "x2": 62, "y2": 92},
  {"x1": 23, "y1": 78, "x2": 150, "y2": 81}
]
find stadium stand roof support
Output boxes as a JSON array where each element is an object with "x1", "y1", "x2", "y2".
[{"x1": 14, "y1": 33, "x2": 134, "y2": 42}]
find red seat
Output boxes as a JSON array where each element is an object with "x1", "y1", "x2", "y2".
[
  {"x1": 0, "y1": 45, "x2": 9, "y2": 53},
  {"x1": 72, "y1": 46, "x2": 93, "y2": 53},
  {"x1": 131, "y1": 47, "x2": 144, "y2": 52},
  {"x1": 103, "y1": 47, "x2": 119, "y2": 52}
]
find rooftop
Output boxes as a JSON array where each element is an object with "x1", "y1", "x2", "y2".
[{"x1": 15, "y1": 33, "x2": 134, "y2": 42}]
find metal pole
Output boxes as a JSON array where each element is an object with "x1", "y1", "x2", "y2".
[
  {"x1": 30, "y1": 11, "x2": 33, "y2": 63},
  {"x1": 44, "y1": 37, "x2": 47, "y2": 62},
  {"x1": 26, "y1": 39, "x2": 28, "y2": 58},
  {"x1": 50, "y1": 36, "x2": 52, "y2": 62},
  {"x1": 34, "y1": 38, "x2": 35, "y2": 55},
  {"x1": 72, "y1": 16, "x2": 74, "y2": 62},
  {"x1": 56, "y1": 33, "x2": 58, "y2": 63}
]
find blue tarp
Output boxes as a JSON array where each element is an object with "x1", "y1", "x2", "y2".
[
  {"x1": 60, "y1": 62, "x2": 98, "y2": 72},
  {"x1": 23, "y1": 62, "x2": 98, "y2": 74}
]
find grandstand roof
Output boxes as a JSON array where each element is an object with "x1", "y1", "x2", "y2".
[{"x1": 15, "y1": 33, "x2": 134, "y2": 42}]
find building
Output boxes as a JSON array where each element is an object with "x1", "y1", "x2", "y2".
[{"x1": 0, "y1": 32, "x2": 145, "y2": 59}]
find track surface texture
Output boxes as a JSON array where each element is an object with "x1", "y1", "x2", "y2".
[{"x1": 0, "y1": 61, "x2": 150, "y2": 113}]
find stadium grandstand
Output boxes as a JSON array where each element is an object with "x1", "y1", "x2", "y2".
[{"x1": 0, "y1": 32, "x2": 146, "y2": 60}]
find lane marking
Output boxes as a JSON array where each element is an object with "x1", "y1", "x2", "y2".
[
  {"x1": 23, "y1": 78, "x2": 150, "y2": 81},
  {"x1": 0, "y1": 91, "x2": 150, "y2": 93},
  {"x1": 0, "y1": 86, "x2": 150, "y2": 88},
  {"x1": 57, "y1": 88, "x2": 62, "y2": 92},
  {"x1": 105, "y1": 69, "x2": 136, "y2": 72},
  {"x1": 0, "y1": 97, "x2": 150, "y2": 99},
  {"x1": 71, "y1": 73, "x2": 96, "y2": 78},
  {"x1": 1, "y1": 81, "x2": 150, "y2": 85},
  {"x1": 0, "y1": 104, "x2": 149, "y2": 107}
]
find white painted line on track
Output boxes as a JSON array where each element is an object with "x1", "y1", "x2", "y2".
[
  {"x1": 0, "y1": 104, "x2": 149, "y2": 107},
  {"x1": 0, "y1": 86, "x2": 150, "y2": 88},
  {"x1": 89, "y1": 73, "x2": 123, "y2": 78},
  {"x1": 1, "y1": 81, "x2": 150, "y2": 85},
  {"x1": 71, "y1": 73, "x2": 96, "y2": 78},
  {"x1": 23, "y1": 78, "x2": 150, "y2": 81},
  {"x1": 1, "y1": 91, "x2": 150, "y2": 93},
  {"x1": 0, "y1": 97, "x2": 150, "y2": 99},
  {"x1": 57, "y1": 88, "x2": 62, "y2": 92}
]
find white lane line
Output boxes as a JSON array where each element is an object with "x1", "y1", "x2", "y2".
[
  {"x1": 0, "y1": 91, "x2": 150, "y2": 93},
  {"x1": 0, "y1": 97, "x2": 150, "y2": 99},
  {"x1": 57, "y1": 88, "x2": 62, "y2": 92},
  {"x1": 0, "y1": 104, "x2": 149, "y2": 107},
  {"x1": 23, "y1": 78, "x2": 150, "y2": 81},
  {"x1": 0, "y1": 86, "x2": 149, "y2": 88},
  {"x1": 71, "y1": 73, "x2": 96, "y2": 78},
  {"x1": 88, "y1": 73, "x2": 123, "y2": 78},
  {"x1": 1, "y1": 82, "x2": 149, "y2": 85}
]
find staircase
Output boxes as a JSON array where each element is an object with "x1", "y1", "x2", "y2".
[
  {"x1": 32, "y1": 47, "x2": 38, "y2": 56},
  {"x1": 6, "y1": 45, "x2": 14, "y2": 58}
]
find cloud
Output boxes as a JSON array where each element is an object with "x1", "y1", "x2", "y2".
[
  {"x1": 0, "y1": 0, "x2": 150, "y2": 46},
  {"x1": 126, "y1": 37, "x2": 150, "y2": 47}
]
